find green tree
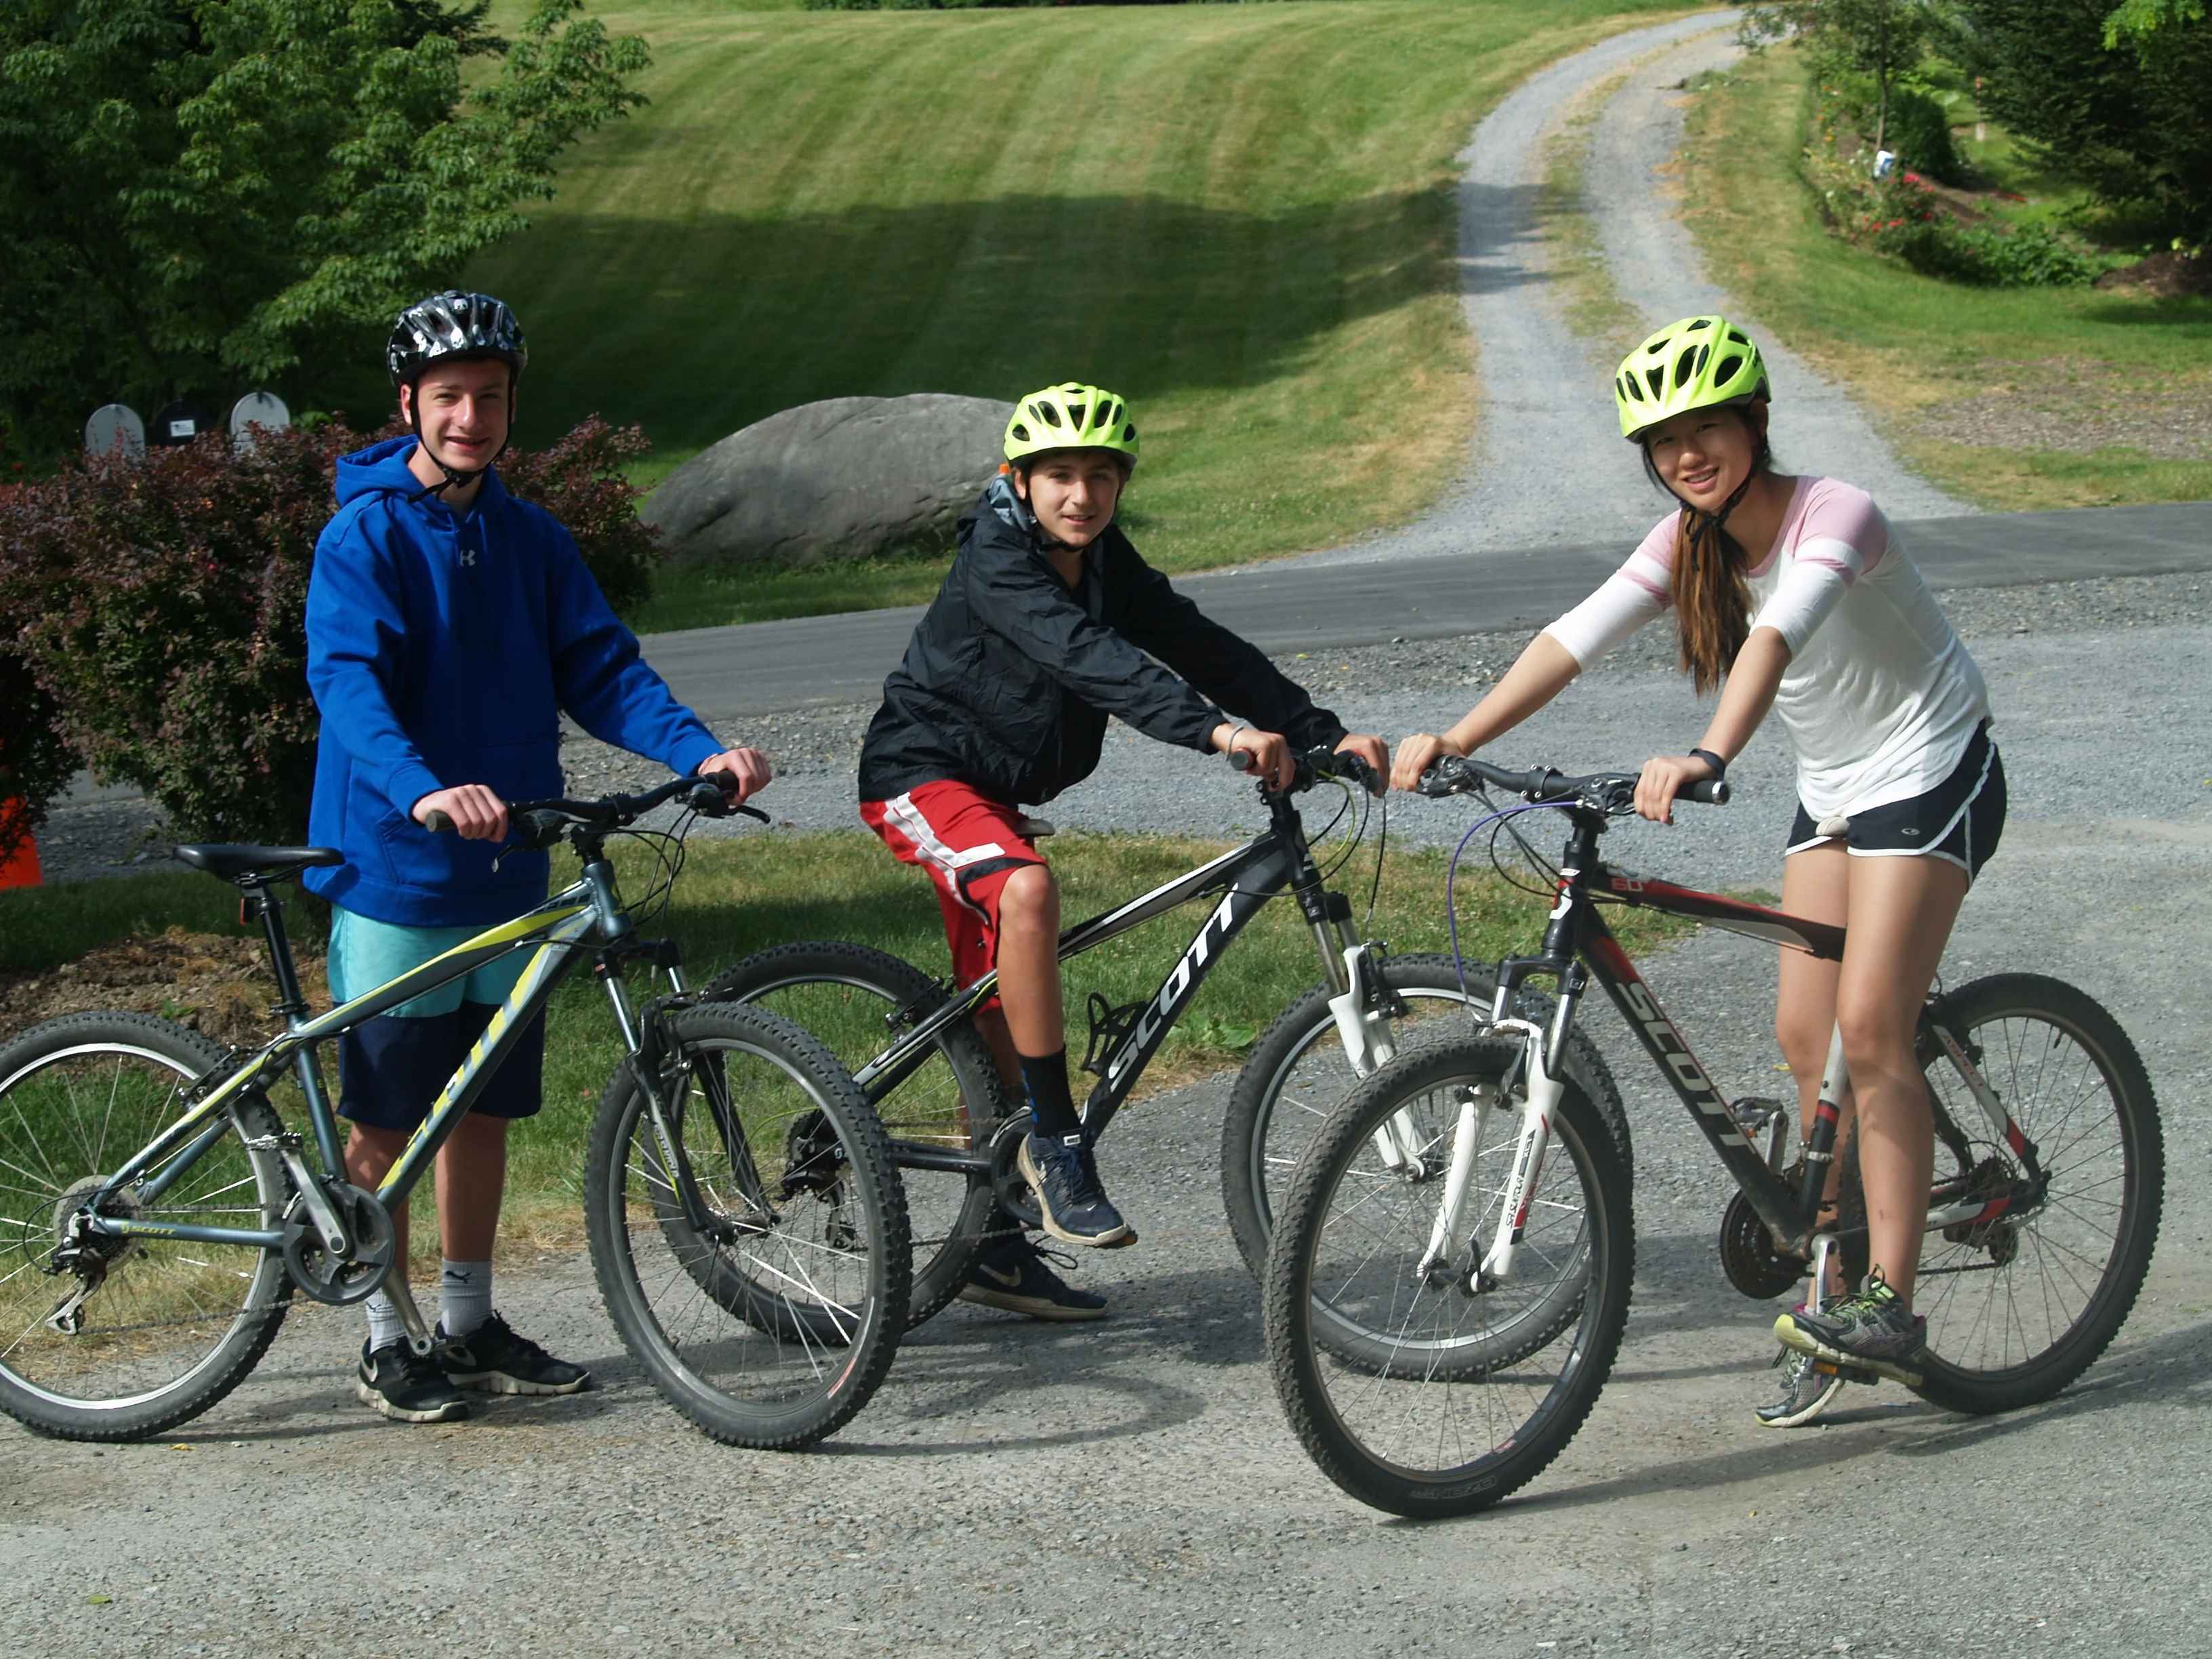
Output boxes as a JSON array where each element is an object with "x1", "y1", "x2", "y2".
[
  {"x1": 0, "y1": 0, "x2": 647, "y2": 460},
  {"x1": 1742, "y1": 0, "x2": 1933, "y2": 152},
  {"x1": 1950, "y1": 0, "x2": 2212, "y2": 243}
]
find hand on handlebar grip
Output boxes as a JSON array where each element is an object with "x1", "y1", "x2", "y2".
[
  {"x1": 413, "y1": 784, "x2": 507, "y2": 841},
  {"x1": 1221, "y1": 725, "x2": 1293, "y2": 792}
]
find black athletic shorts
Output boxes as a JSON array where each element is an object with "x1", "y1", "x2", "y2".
[{"x1": 1785, "y1": 720, "x2": 2005, "y2": 883}]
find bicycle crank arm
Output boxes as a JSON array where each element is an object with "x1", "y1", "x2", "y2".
[{"x1": 377, "y1": 1261, "x2": 436, "y2": 1357}]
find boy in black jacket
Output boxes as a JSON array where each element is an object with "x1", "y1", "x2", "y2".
[{"x1": 859, "y1": 382, "x2": 1385, "y2": 1317}]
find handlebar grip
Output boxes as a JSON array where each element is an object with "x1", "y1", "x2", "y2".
[
  {"x1": 1227, "y1": 746, "x2": 1258, "y2": 774},
  {"x1": 1684, "y1": 778, "x2": 1731, "y2": 806},
  {"x1": 423, "y1": 809, "x2": 455, "y2": 834}
]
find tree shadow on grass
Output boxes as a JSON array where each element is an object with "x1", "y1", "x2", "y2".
[{"x1": 474, "y1": 183, "x2": 1551, "y2": 460}]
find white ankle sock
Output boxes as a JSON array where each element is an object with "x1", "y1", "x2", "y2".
[
  {"x1": 439, "y1": 1259, "x2": 493, "y2": 1339},
  {"x1": 364, "y1": 1292, "x2": 405, "y2": 1353}
]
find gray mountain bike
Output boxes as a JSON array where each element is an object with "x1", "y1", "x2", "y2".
[{"x1": 0, "y1": 777, "x2": 909, "y2": 1449}]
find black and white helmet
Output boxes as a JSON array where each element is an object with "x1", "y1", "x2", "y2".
[{"x1": 386, "y1": 290, "x2": 527, "y2": 388}]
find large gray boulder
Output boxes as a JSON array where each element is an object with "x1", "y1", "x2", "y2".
[{"x1": 643, "y1": 394, "x2": 1012, "y2": 567}]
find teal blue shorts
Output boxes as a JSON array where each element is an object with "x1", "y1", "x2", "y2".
[{"x1": 327, "y1": 907, "x2": 533, "y2": 1019}]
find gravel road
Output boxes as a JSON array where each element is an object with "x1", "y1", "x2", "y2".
[{"x1": 1295, "y1": 9, "x2": 1967, "y2": 569}]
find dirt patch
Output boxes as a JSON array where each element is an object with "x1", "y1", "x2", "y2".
[
  {"x1": 0, "y1": 928, "x2": 329, "y2": 1050},
  {"x1": 1906, "y1": 356, "x2": 2212, "y2": 460},
  {"x1": 2093, "y1": 250, "x2": 2212, "y2": 300}
]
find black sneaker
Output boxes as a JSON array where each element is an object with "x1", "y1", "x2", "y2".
[
  {"x1": 436, "y1": 1312, "x2": 590, "y2": 1396},
  {"x1": 958, "y1": 1235, "x2": 1109, "y2": 1321},
  {"x1": 1017, "y1": 1131, "x2": 1134, "y2": 1248},
  {"x1": 356, "y1": 1338, "x2": 470, "y2": 1424}
]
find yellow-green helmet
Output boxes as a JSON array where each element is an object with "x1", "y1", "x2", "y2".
[
  {"x1": 1004, "y1": 382, "x2": 1139, "y2": 467},
  {"x1": 1614, "y1": 316, "x2": 1769, "y2": 441}
]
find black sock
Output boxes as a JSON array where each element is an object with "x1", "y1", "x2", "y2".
[{"x1": 1018, "y1": 1048, "x2": 1081, "y2": 1140}]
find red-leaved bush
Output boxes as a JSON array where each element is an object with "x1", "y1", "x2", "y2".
[{"x1": 0, "y1": 417, "x2": 661, "y2": 847}]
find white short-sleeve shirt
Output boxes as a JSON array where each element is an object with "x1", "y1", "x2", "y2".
[{"x1": 1542, "y1": 476, "x2": 1990, "y2": 819}]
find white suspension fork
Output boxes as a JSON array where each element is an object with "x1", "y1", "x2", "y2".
[
  {"x1": 1326, "y1": 943, "x2": 1428, "y2": 1172},
  {"x1": 1413, "y1": 1019, "x2": 1558, "y2": 1284}
]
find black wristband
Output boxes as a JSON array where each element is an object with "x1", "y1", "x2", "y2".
[{"x1": 1687, "y1": 747, "x2": 1727, "y2": 779}]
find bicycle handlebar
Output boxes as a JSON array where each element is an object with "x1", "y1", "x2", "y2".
[
  {"x1": 1229, "y1": 743, "x2": 1385, "y2": 798},
  {"x1": 1418, "y1": 754, "x2": 1731, "y2": 808},
  {"x1": 422, "y1": 775, "x2": 770, "y2": 840}
]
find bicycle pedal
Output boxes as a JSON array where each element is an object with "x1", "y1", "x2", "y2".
[{"x1": 1811, "y1": 1359, "x2": 1883, "y2": 1387}]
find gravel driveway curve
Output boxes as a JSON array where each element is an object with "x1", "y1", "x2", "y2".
[{"x1": 1303, "y1": 9, "x2": 1971, "y2": 568}]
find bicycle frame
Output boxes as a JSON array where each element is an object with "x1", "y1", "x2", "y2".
[
  {"x1": 1454, "y1": 807, "x2": 2047, "y2": 1292},
  {"x1": 851, "y1": 786, "x2": 1370, "y2": 1175},
  {"x1": 70, "y1": 857, "x2": 661, "y2": 1261}
]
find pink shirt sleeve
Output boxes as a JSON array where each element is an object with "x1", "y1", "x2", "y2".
[
  {"x1": 1542, "y1": 515, "x2": 1675, "y2": 668},
  {"x1": 1749, "y1": 480, "x2": 1890, "y2": 655}
]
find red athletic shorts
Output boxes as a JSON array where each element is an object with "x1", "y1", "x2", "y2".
[{"x1": 860, "y1": 781, "x2": 1049, "y2": 999}]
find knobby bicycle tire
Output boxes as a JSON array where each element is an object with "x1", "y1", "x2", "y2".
[
  {"x1": 1897, "y1": 973, "x2": 2163, "y2": 1415},
  {"x1": 1221, "y1": 953, "x2": 1629, "y2": 1282},
  {"x1": 0, "y1": 1013, "x2": 291, "y2": 1441},
  {"x1": 1265, "y1": 1038, "x2": 1635, "y2": 1519},
  {"x1": 704, "y1": 942, "x2": 1008, "y2": 1328},
  {"x1": 584, "y1": 1004, "x2": 910, "y2": 1449}
]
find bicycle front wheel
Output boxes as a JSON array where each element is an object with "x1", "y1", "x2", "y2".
[
  {"x1": 705, "y1": 942, "x2": 1006, "y2": 1328},
  {"x1": 1264, "y1": 1039, "x2": 1633, "y2": 1519},
  {"x1": 584, "y1": 1004, "x2": 909, "y2": 1449},
  {"x1": 0, "y1": 1014, "x2": 290, "y2": 1441},
  {"x1": 1905, "y1": 974, "x2": 2162, "y2": 1415},
  {"x1": 1223, "y1": 953, "x2": 1629, "y2": 1280}
]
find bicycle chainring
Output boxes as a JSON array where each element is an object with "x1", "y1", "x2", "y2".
[
  {"x1": 1719, "y1": 1187, "x2": 1807, "y2": 1300},
  {"x1": 987, "y1": 1118, "x2": 1042, "y2": 1230},
  {"x1": 281, "y1": 1181, "x2": 396, "y2": 1306}
]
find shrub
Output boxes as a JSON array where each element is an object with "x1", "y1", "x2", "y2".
[
  {"x1": 1880, "y1": 87, "x2": 1965, "y2": 186},
  {"x1": 0, "y1": 419, "x2": 663, "y2": 846}
]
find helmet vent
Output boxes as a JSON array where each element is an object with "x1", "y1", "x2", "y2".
[
  {"x1": 1644, "y1": 367, "x2": 1665, "y2": 398},
  {"x1": 1122, "y1": 423, "x2": 1136, "y2": 441},
  {"x1": 1685, "y1": 316, "x2": 1712, "y2": 331},
  {"x1": 1715, "y1": 352, "x2": 1744, "y2": 383},
  {"x1": 1040, "y1": 403, "x2": 1063, "y2": 428},
  {"x1": 1694, "y1": 344, "x2": 1711, "y2": 375},
  {"x1": 1673, "y1": 352, "x2": 1695, "y2": 388},
  {"x1": 1010, "y1": 423, "x2": 1031, "y2": 443}
]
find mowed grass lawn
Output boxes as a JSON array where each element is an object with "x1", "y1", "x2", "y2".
[
  {"x1": 0, "y1": 825, "x2": 1684, "y2": 1254},
  {"x1": 472, "y1": 0, "x2": 1696, "y2": 627},
  {"x1": 1681, "y1": 44, "x2": 2212, "y2": 512}
]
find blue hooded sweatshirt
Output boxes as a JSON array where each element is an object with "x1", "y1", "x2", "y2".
[{"x1": 304, "y1": 436, "x2": 722, "y2": 926}]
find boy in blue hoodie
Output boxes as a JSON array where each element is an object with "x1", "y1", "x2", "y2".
[{"x1": 305, "y1": 291, "x2": 770, "y2": 1424}]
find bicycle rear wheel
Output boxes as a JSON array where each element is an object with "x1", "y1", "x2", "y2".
[
  {"x1": 0, "y1": 1014, "x2": 290, "y2": 1441},
  {"x1": 1264, "y1": 1039, "x2": 1633, "y2": 1518},
  {"x1": 1904, "y1": 974, "x2": 2161, "y2": 1415},
  {"x1": 1222, "y1": 953, "x2": 1628, "y2": 1280},
  {"x1": 705, "y1": 943, "x2": 1006, "y2": 1328},
  {"x1": 584, "y1": 1004, "x2": 909, "y2": 1449}
]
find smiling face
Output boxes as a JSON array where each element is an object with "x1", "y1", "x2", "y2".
[
  {"x1": 401, "y1": 356, "x2": 514, "y2": 476},
  {"x1": 1012, "y1": 449, "x2": 1128, "y2": 550},
  {"x1": 1641, "y1": 402, "x2": 1763, "y2": 511}
]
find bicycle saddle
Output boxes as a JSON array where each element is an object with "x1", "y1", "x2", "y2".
[{"x1": 173, "y1": 844, "x2": 344, "y2": 882}]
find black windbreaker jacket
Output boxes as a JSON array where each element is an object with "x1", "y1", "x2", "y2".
[{"x1": 858, "y1": 478, "x2": 1346, "y2": 806}]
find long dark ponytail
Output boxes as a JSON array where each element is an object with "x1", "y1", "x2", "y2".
[{"x1": 1641, "y1": 405, "x2": 1771, "y2": 695}]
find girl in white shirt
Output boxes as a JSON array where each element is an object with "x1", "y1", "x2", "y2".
[{"x1": 1392, "y1": 316, "x2": 2005, "y2": 1427}]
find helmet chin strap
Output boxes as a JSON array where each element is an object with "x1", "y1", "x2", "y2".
[{"x1": 403, "y1": 397, "x2": 507, "y2": 504}]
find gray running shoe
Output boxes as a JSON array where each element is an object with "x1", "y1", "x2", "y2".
[
  {"x1": 1774, "y1": 1268, "x2": 1927, "y2": 1382},
  {"x1": 1755, "y1": 1348, "x2": 1845, "y2": 1429}
]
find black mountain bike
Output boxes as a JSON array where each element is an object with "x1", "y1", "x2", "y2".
[
  {"x1": 1264, "y1": 755, "x2": 2162, "y2": 1518},
  {"x1": 0, "y1": 777, "x2": 908, "y2": 1450},
  {"x1": 706, "y1": 748, "x2": 1629, "y2": 1326}
]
